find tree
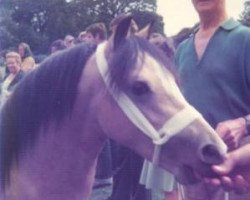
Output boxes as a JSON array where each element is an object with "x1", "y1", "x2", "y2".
[
  {"x1": 67, "y1": 0, "x2": 157, "y2": 35},
  {"x1": 1, "y1": 0, "x2": 159, "y2": 54},
  {"x1": 239, "y1": 1, "x2": 250, "y2": 26},
  {"x1": 132, "y1": 10, "x2": 164, "y2": 34},
  {"x1": 1, "y1": 0, "x2": 51, "y2": 53},
  {"x1": 0, "y1": 7, "x2": 19, "y2": 50}
]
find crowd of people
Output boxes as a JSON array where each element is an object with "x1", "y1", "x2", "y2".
[{"x1": 1, "y1": 0, "x2": 250, "y2": 199}]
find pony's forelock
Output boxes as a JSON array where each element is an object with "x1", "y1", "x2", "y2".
[{"x1": 108, "y1": 36, "x2": 174, "y2": 92}]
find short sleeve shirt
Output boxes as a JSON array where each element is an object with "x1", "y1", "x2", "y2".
[{"x1": 175, "y1": 18, "x2": 250, "y2": 128}]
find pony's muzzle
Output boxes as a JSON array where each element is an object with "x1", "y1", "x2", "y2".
[{"x1": 199, "y1": 143, "x2": 225, "y2": 164}]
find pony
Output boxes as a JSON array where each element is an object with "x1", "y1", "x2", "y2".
[{"x1": 0, "y1": 17, "x2": 227, "y2": 200}]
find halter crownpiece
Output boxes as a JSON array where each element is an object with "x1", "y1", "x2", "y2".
[{"x1": 96, "y1": 42, "x2": 201, "y2": 165}]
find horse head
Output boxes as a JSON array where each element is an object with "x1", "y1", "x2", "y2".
[{"x1": 93, "y1": 16, "x2": 227, "y2": 184}]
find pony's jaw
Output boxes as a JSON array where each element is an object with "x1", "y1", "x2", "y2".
[
  {"x1": 175, "y1": 165, "x2": 200, "y2": 184},
  {"x1": 158, "y1": 117, "x2": 227, "y2": 185},
  {"x1": 175, "y1": 160, "x2": 223, "y2": 185}
]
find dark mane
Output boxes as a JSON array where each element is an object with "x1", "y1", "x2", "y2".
[
  {"x1": 109, "y1": 36, "x2": 174, "y2": 90},
  {"x1": 0, "y1": 43, "x2": 96, "y2": 186}
]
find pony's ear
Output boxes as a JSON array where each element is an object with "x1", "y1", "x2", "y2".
[
  {"x1": 113, "y1": 15, "x2": 133, "y2": 50},
  {"x1": 135, "y1": 20, "x2": 154, "y2": 39}
]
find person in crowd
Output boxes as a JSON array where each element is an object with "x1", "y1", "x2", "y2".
[
  {"x1": 0, "y1": 52, "x2": 25, "y2": 107},
  {"x1": 149, "y1": 32, "x2": 175, "y2": 60},
  {"x1": 64, "y1": 35, "x2": 75, "y2": 48},
  {"x1": 203, "y1": 143, "x2": 250, "y2": 194},
  {"x1": 18, "y1": 42, "x2": 36, "y2": 72},
  {"x1": 78, "y1": 31, "x2": 87, "y2": 43},
  {"x1": 84, "y1": 22, "x2": 107, "y2": 45},
  {"x1": 50, "y1": 39, "x2": 67, "y2": 54},
  {"x1": 84, "y1": 22, "x2": 113, "y2": 200},
  {"x1": 174, "y1": 0, "x2": 250, "y2": 199},
  {"x1": 0, "y1": 50, "x2": 8, "y2": 81}
]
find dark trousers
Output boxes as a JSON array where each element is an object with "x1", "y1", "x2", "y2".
[{"x1": 109, "y1": 142, "x2": 151, "y2": 200}]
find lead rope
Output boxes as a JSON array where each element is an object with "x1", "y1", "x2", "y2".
[
  {"x1": 225, "y1": 192, "x2": 229, "y2": 200},
  {"x1": 177, "y1": 184, "x2": 185, "y2": 200},
  {"x1": 176, "y1": 182, "x2": 229, "y2": 200}
]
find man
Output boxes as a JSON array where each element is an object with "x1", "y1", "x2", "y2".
[
  {"x1": 83, "y1": 23, "x2": 114, "y2": 200},
  {"x1": 175, "y1": 0, "x2": 250, "y2": 199},
  {"x1": 84, "y1": 22, "x2": 107, "y2": 45}
]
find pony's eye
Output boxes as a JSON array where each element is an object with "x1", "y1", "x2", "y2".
[{"x1": 131, "y1": 81, "x2": 151, "y2": 96}]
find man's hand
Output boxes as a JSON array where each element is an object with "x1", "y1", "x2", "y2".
[
  {"x1": 203, "y1": 144, "x2": 250, "y2": 194},
  {"x1": 216, "y1": 117, "x2": 247, "y2": 150},
  {"x1": 204, "y1": 156, "x2": 250, "y2": 194}
]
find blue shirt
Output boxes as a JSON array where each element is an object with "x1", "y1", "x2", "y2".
[{"x1": 175, "y1": 18, "x2": 250, "y2": 128}]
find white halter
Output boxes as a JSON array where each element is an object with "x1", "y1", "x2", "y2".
[{"x1": 96, "y1": 42, "x2": 201, "y2": 164}]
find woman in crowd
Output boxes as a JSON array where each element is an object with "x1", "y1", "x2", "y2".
[
  {"x1": 0, "y1": 52, "x2": 25, "y2": 107},
  {"x1": 18, "y1": 42, "x2": 36, "y2": 72}
]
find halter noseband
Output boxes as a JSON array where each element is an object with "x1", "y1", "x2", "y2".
[{"x1": 96, "y1": 42, "x2": 201, "y2": 165}]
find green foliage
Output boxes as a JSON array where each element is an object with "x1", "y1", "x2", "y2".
[
  {"x1": 132, "y1": 10, "x2": 164, "y2": 34},
  {"x1": 0, "y1": 7, "x2": 19, "y2": 51},
  {"x1": 239, "y1": 1, "x2": 250, "y2": 26},
  {"x1": 1, "y1": 0, "x2": 161, "y2": 54}
]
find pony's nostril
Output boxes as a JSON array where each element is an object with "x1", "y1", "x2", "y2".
[{"x1": 199, "y1": 144, "x2": 224, "y2": 164}]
